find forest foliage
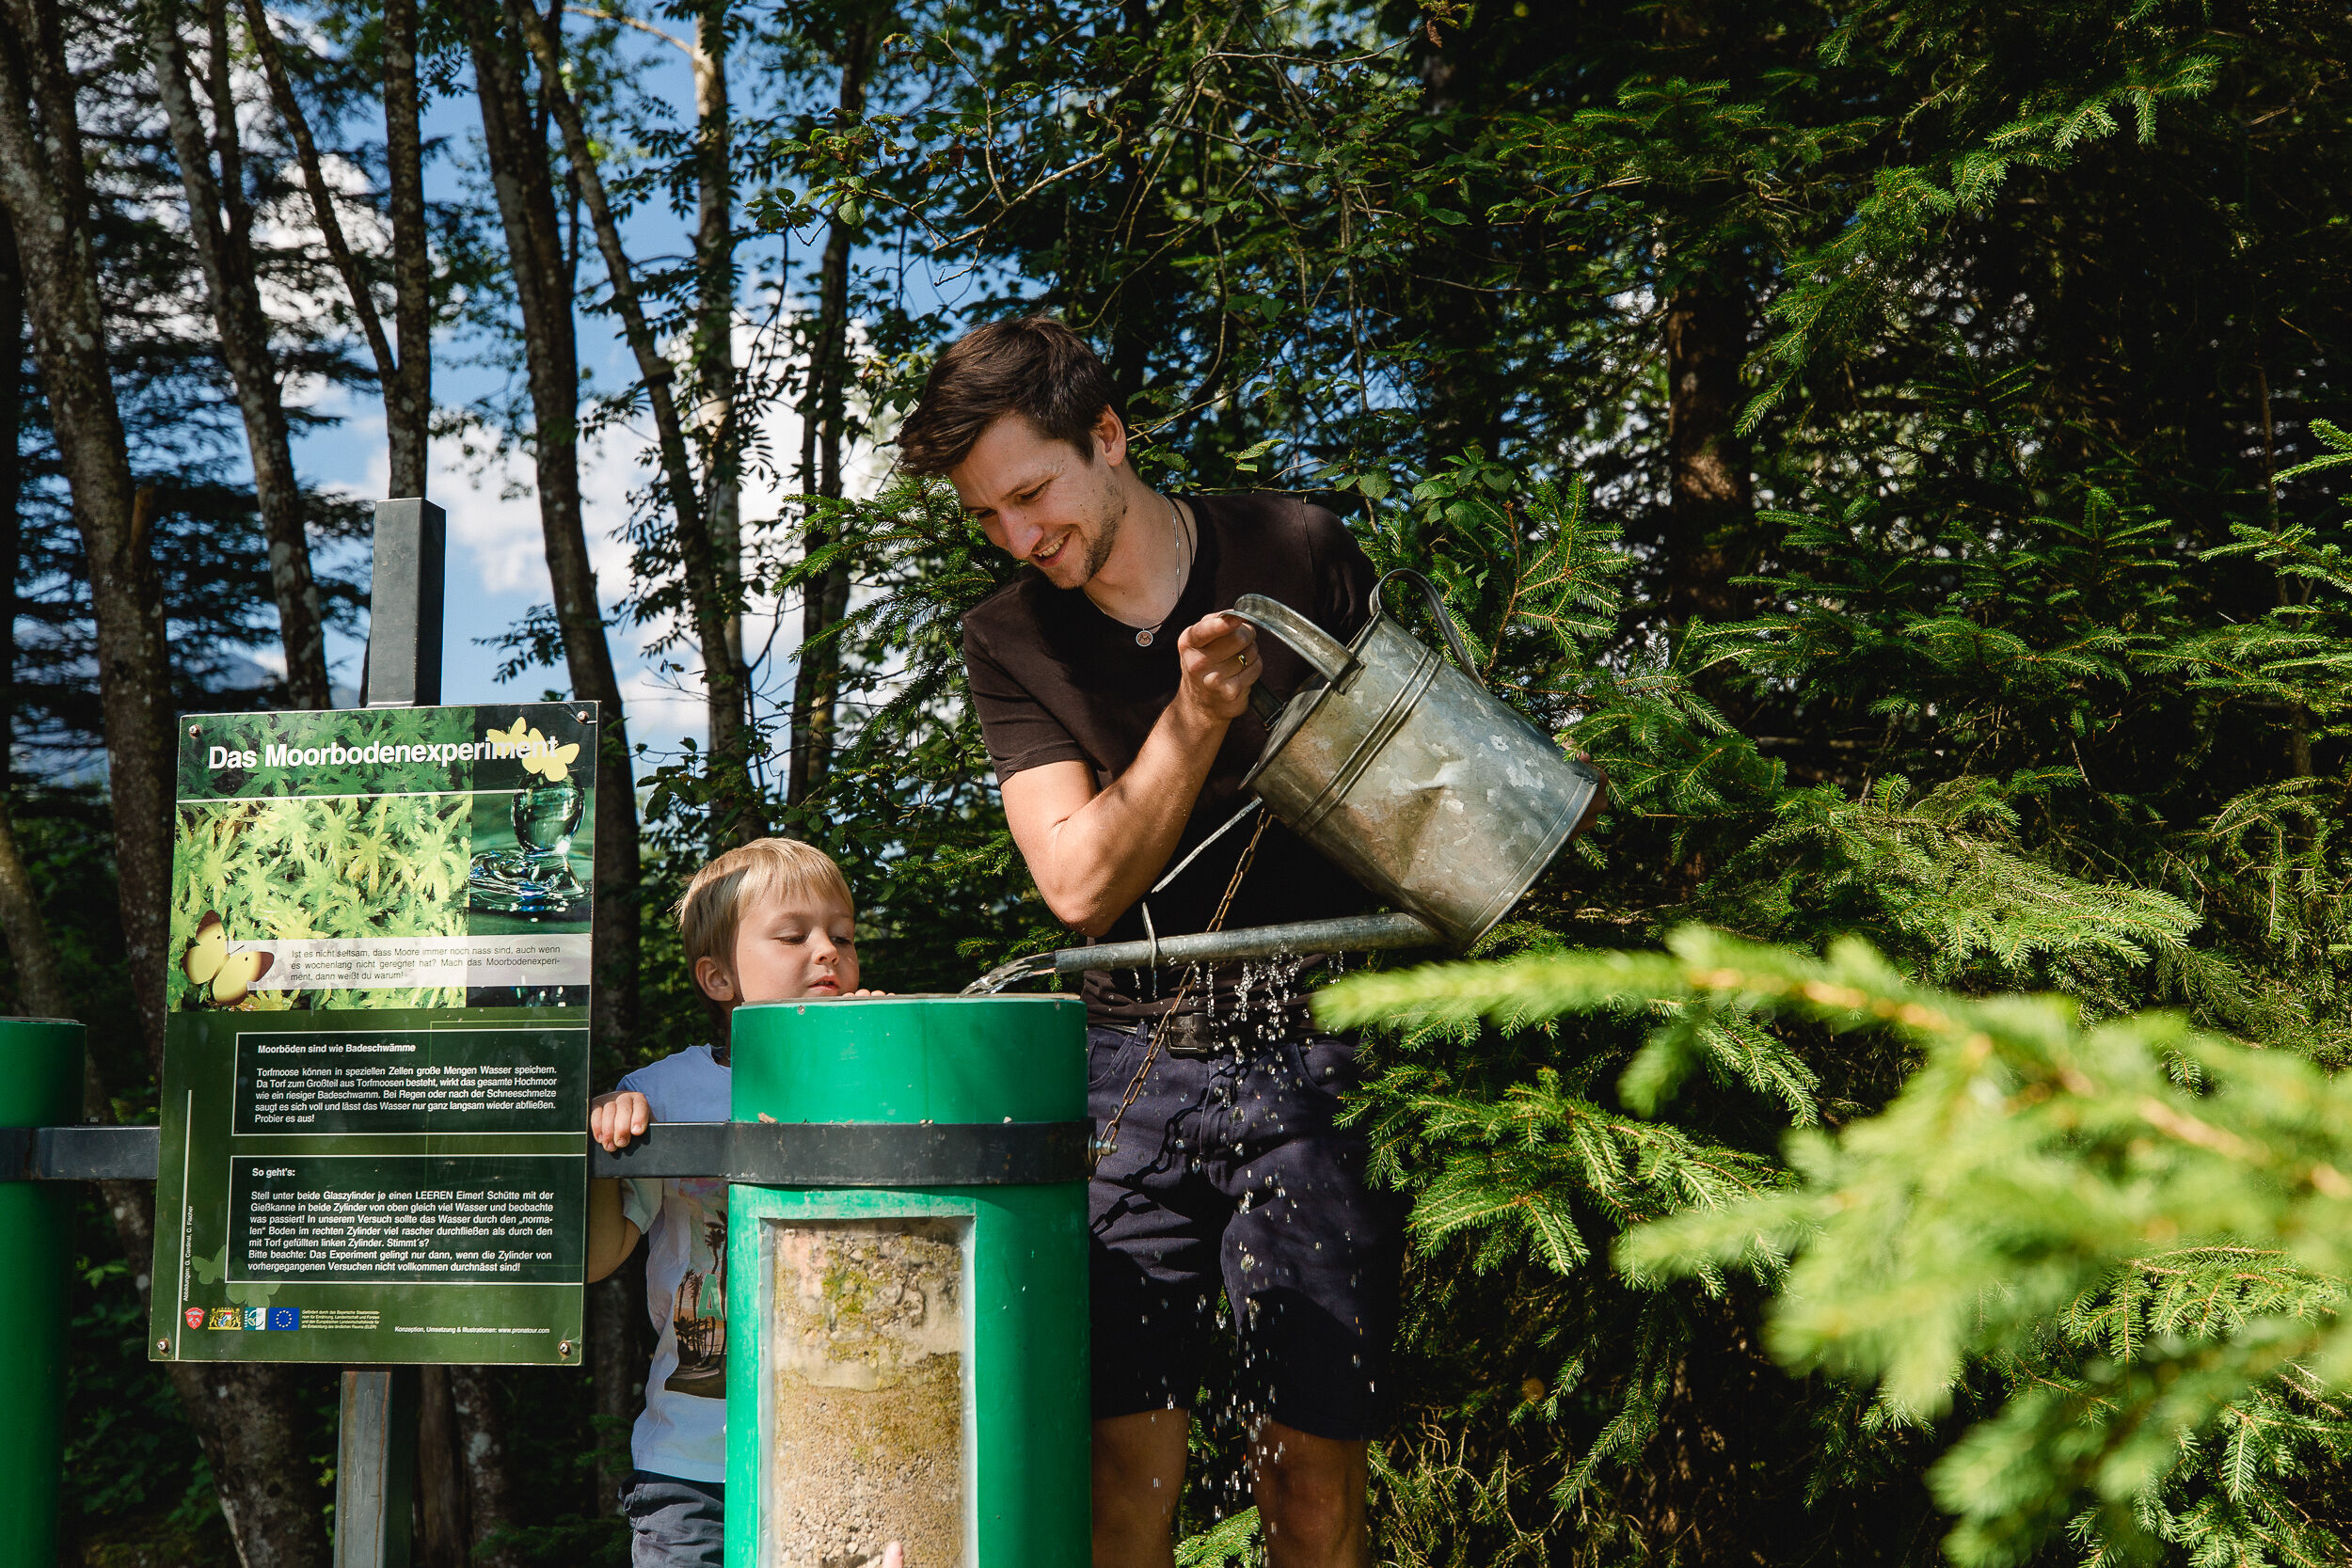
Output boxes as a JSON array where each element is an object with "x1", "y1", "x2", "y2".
[{"x1": 7, "y1": 0, "x2": 2352, "y2": 1563}]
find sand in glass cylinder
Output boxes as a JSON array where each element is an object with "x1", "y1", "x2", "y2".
[{"x1": 766, "y1": 1217, "x2": 970, "y2": 1568}]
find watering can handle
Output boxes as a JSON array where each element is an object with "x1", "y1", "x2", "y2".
[
  {"x1": 1374, "y1": 569, "x2": 1483, "y2": 683},
  {"x1": 1227, "y1": 594, "x2": 1358, "y2": 686}
]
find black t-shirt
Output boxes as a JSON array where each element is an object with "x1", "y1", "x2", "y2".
[{"x1": 961, "y1": 490, "x2": 1379, "y2": 1022}]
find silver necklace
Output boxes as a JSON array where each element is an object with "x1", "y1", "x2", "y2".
[{"x1": 1133, "y1": 497, "x2": 1189, "y2": 648}]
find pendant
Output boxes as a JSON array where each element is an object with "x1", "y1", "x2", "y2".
[{"x1": 1136, "y1": 627, "x2": 1154, "y2": 648}]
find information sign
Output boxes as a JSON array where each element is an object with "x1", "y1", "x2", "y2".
[{"x1": 150, "y1": 702, "x2": 597, "y2": 1366}]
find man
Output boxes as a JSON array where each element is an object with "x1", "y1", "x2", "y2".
[{"x1": 898, "y1": 316, "x2": 1400, "y2": 1568}]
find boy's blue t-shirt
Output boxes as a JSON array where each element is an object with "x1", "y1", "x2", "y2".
[{"x1": 616, "y1": 1044, "x2": 730, "y2": 1482}]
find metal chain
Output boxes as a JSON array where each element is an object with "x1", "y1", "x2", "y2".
[{"x1": 1089, "y1": 813, "x2": 1270, "y2": 1169}]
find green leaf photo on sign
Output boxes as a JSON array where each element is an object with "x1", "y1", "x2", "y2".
[{"x1": 170, "y1": 791, "x2": 474, "y2": 1012}]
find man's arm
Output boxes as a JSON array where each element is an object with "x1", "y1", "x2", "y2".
[{"x1": 1000, "y1": 612, "x2": 1261, "y2": 936}]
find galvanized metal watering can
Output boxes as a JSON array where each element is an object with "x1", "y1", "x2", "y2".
[{"x1": 1229, "y1": 570, "x2": 1605, "y2": 948}]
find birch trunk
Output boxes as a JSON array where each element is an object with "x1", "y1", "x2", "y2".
[{"x1": 692, "y1": 3, "x2": 742, "y2": 754}]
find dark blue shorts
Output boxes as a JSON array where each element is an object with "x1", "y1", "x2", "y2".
[
  {"x1": 1087, "y1": 1021, "x2": 1406, "y2": 1441},
  {"x1": 619, "y1": 1472, "x2": 723, "y2": 1568}
]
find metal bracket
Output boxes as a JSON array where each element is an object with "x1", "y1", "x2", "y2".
[
  {"x1": 0, "y1": 1124, "x2": 162, "y2": 1180},
  {"x1": 0, "y1": 1121, "x2": 1090, "y2": 1187},
  {"x1": 591, "y1": 1119, "x2": 1092, "y2": 1186}
]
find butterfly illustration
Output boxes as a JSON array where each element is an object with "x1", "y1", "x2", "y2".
[
  {"x1": 181, "y1": 911, "x2": 275, "y2": 1006},
  {"x1": 486, "y1": 717, "x2": 580, "y2": 784}
]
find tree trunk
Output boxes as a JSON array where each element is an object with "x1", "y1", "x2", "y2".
[
  {"x1": 0, "y1": 10, "x2": 332, "y2": 1565},
  {"x1": 413, "y1": 1366, "x2": 469, "y2": 1568},
  {"x1": 238, "y1": 0, "x2": 435, "y2": 510},
  {"x1": 468, "y1": 24, "x2": 645, "y2": 1532},
  {"x1": 0, "y1": 307, "x2": 59, "y2": 1021},
  {"x1": 448, "y1": 1366, "x2": 523, "y2": 1568},
  {"x1": 147, "y1": 0, "x2": 333, "y2": 709},
  {"x1": 691, "y1": 3, "x2": 743, "y2": 773},
  {"x1": 0, "y1": 808, "x2": 65, "y2": 1018},
  {"x1": 1407, "y1": 9, "x2": 1509, "y2": 465},
  {"x1": 502, "y1": 0, "x2": 758, "y2": 844},
  {"x1": 383, "y1": 0, "x2": 432, "y2": 499},
  {"x1": 0, "y1": 0, "x2": 171, "y2": 1087},
  {"x1": 787, "y1": 9, "x2": 881, "y2": 808},
  {"x1": 1661, "y1": 279, "x2": 1753, "y2": 626},
  {"x1": 466, "y1": 2, "x2": 641, "y2": 1086},
  {"x1": 0, "y1": 220, "x2": 50, "y2": 1017},
  {"x1": 0, "y1": 204, "x2": 22, "y2": 761},
  {"x1": 587, "y1": 1261, "x2": 648, "y2": 1514},
  {"x1": 1092, "y1": 0, "x2": 1165, "y2": 406},
  {"x1": 466, "y1": 6, "x2": 640, "y2": 1081}
]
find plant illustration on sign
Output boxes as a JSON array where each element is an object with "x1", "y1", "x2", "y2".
[{"x1": 170, "y1": 792, "x2": 472, "y2": 1010}]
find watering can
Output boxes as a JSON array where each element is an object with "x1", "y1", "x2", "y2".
[{"x1": 1227, "y1": 569, "x2": 1605, "y2": 949}]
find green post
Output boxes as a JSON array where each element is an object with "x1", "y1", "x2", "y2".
[
  {"x1": 725, "y1": 996, "x2": 1089, "y2": 1568},
  {"x1": 0, "y1": 1018, "x2": 83, "y2": 1568}
]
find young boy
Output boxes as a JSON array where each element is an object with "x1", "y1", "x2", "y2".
[{"x1": 585, "y1": 837, "x2": 869, "y2": 1568}]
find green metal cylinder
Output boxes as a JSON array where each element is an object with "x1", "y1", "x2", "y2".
[
  {"x1": 0, "y1": 1018, "x2": 83, "y2": 1568},
  {"x1": 725, "y1": 995, "x2": 1089, "y2": 1568}
]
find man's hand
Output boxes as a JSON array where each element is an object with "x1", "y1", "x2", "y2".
[
  {"x1": 590, "y1": 1089, "x2": 650, "y2": 1152},
  {"x1": 1173, "y1": 612, "x2": 1261, "y2": 724},
  {"x1": 999, "y1": 610, "x2": 1265, "y2": 935}
]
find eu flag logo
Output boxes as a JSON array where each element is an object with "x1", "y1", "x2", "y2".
[{"x1": 268, "y1": 1307, "x2": 300, "y2": 1331}]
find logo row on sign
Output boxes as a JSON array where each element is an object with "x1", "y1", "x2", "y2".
[{"x1": 184, "y1": 1307, "x2": 300, "y2": 1331}]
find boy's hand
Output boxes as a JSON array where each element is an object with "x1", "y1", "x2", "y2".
[{"x1": 590, "y1": 1090, "x2": 651, "y2": 1151}]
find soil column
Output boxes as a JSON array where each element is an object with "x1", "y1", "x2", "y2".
[
  {"x1": 724, "y1": 995, "x2": 1089, "y2": 1568},
  {"x1": 0, "y1": 1017, "x2": 82, "y2": 1568}
]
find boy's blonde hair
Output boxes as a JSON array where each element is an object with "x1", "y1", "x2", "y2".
[{"x1": 675, "y1": 838, "x2": 856, "y2": 1019}]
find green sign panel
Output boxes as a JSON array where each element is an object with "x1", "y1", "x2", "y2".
[{"x1": 151, "y1": 702, "x2": 597, "y2": 1366}]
